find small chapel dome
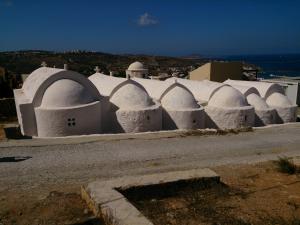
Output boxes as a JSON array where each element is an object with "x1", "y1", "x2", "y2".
[
  {"x1": 41, "y1": 79, "x2": 95, "y2": 108},
  {"x1": 110, "y1": 81, "x2": 154, "y2": 109},
  {"x1": 266, "y1": 92, "x2": 292, "y2": 107},
  {"x1": 128, "y1": 61, "x2": 146, "y2": 71},
  {"x1": 161, "y1": 85, "x2": 199, "y2": 109},
  {"x1": 208, "y1": 86, "x2": 247, "y2": 108}
]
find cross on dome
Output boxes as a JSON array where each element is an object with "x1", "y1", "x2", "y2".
[
  {"x1": 94, "y1": 66, "x2": 100, "y2": 73},
  {"x1": 41, "y1": 61, "x2": 47, "y2": 67}
]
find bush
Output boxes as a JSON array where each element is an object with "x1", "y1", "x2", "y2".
[{"x1": 275, "y1": 157, "x2": 298, "y2": 174}]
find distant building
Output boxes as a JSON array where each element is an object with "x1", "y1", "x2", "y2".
[
  {"x1": 150, "y1": 73, "x2": 171, "y2": 80},
  {"x1": 243, "y1": 65, "x2": 259, "y2": 80},
  {"x1": 189, "y1": 61, "x2": 243, "y2": 82},
  {"x1": 126, "y1": 61, "x2": 149, "y2": 78},
  {"x1": 262, "y1": 77, "x2": 300, "y2": 106}
]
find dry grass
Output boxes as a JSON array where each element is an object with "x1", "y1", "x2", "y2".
[
  {"x1": 275, "y1": 157, "x2": 298, "y2": 174},
  {"x1": 101, "y1": 209, "x2": 120, "y2": 225},
  {"x1": 122, "y1": 161, "x2": 300, "y2": 225},
  {"x1": 181, "y1": 127, "x2": 253, "y2": 137}
]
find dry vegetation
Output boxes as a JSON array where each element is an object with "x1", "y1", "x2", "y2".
[
  {"x1": 0, "y1": 189, "x2": 104, "y2": 225},
  {"x1": 1, "y1": 160, "x2": 299, "y2": 225},
  {"x1": 122, "y1": 160, "x2": 300, "y2": 225},
  {"x1": 275, "y1": 157, "x2": 299, "y2": 174}
]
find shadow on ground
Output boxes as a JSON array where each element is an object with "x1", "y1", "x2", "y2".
[{"x1": 0, "y1": 156, "x2": 32, "y2": 163}]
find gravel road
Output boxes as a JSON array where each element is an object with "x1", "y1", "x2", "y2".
[{"x1": 0, "y1": 124, "x2": 300, "y2": 191}]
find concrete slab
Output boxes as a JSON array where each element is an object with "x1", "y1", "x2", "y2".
[{"x1": 82, "y1": 168, "x2": 219, "y2": 225}]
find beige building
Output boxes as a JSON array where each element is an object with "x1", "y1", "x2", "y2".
[{"x1": 189, "y1": 61, "x2": 243, "y2": 82}]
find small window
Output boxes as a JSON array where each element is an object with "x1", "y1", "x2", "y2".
[
  {"x1": 244, "y1": 115, "x2": 247, "y2": 122},
  {"x1": 192, "y1": 119, "x2": 196, "y2": 124},
  {"x1": 67, "y1": 118, "x2": 76, "y2": 127},
  {"x1": 147, "y1": 115, "x2": 150, "y2": 121}
]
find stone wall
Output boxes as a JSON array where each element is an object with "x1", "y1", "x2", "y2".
[{"x1": 0, "y1": 98, "x2": 16, "y2": 118}]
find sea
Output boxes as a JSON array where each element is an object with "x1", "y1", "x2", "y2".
[{"x1": 221, "y1": 54, "x2": 300, "y2": 79}]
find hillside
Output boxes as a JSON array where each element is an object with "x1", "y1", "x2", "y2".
[{"x1": 0, "y1": 50, "x2": 207, "y2": 77}]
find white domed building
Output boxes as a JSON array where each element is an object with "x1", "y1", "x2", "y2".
[
  {"x1": 224, "y1": 80, "x2": 297, "y2": 123},
  {"x1": 134, "y1": 78, "x2": 205, "y2": 130},
  {"x1": 166, "y1": 78, "x2": 255, "y2": 129},
  {"x1": 13, "y1": 64, "x2": 298, "y2": 138},
  {"x1": 14, "y1": 67, "x2": 102, "y2": 137},
  {"x1": 224, "y1": 84, "x2": 276, "y2": 126},
  {"x1": 126, "y1": 61, "x2": 149, "y2": 78},
  {"x1": 89, "y1": 73, "x2": 162, "y2": 133},
  {"x1": 205, "y1": 85, "x2": 255, "y2": 129},
  {"x1": 166, "y1": 78, "x2": 227, "y2": 105}
]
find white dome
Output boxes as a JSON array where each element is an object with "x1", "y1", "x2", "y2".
[
  {"x1": 208, "y1": 86, "x2": 247, "y2": 108},
  {"x1": 23, "y1": 67, "x2": 65, "y2": 100},
  {"x1": 266, "y1": 92, "x2": 292, "y2": 107},
  {"x1": 110, "y1": 81, "x2": 154, "y2": 109},
  {"x1": 246, "y1": 93, "x2": 269, "y2": 110},
  {"x1": 161, "y1": 85, "x2": 199, "y2": 109},
  {"x1": 224, "y1": 79, "x2": 285, "y2": 98},
  {"x1": 41, "y1": 79, "x2": 95, "y2": 107},
  {"x1": 128, "y1": 61, "x2": 146, "y2": 71}
]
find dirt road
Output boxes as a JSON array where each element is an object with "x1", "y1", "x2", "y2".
[{"x1": 0, "y1": 124, "x2": 300, "y2": 192}]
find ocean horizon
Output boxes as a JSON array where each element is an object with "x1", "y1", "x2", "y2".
[{"x1": 220, "y1": 54, "x2": 300, "y2": 79}]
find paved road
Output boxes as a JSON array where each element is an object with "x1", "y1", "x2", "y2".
[{"x1": 0, "y1": 124, "x2": 300, "y2": 191}]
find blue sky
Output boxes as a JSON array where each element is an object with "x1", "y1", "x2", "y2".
[{"x1": 0, "y1": 0, "x2": 300, "y2": 56}]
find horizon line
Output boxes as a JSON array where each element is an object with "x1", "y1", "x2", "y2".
[{"x1": 1, "y1": 49, "x2": 300, "y2": 58}]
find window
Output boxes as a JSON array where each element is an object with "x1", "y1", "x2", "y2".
[{"x1": 68, "y1": 118, "x2": 76, "y2": 127}]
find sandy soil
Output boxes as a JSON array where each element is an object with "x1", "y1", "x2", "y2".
[
  {"x1": 0, "y1": 185, "x2": 103, "y2": 225},
  {"x1": 124, "y1": 161, "x2": 300, "y2": 225}
]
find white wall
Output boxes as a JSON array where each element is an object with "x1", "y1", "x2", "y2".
[
  {"x1": 35, "y1": 102, "x2": 102, "y2": 137},
  {"x1": 162, "y1": 108, "x2": 205, "y2": 130},
  {"x1": 205, "y1": 106, "x2": 255, "y2": 129},
  {"x1": 111, "y1": 105, "x2": 162, "y2": 133}
]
